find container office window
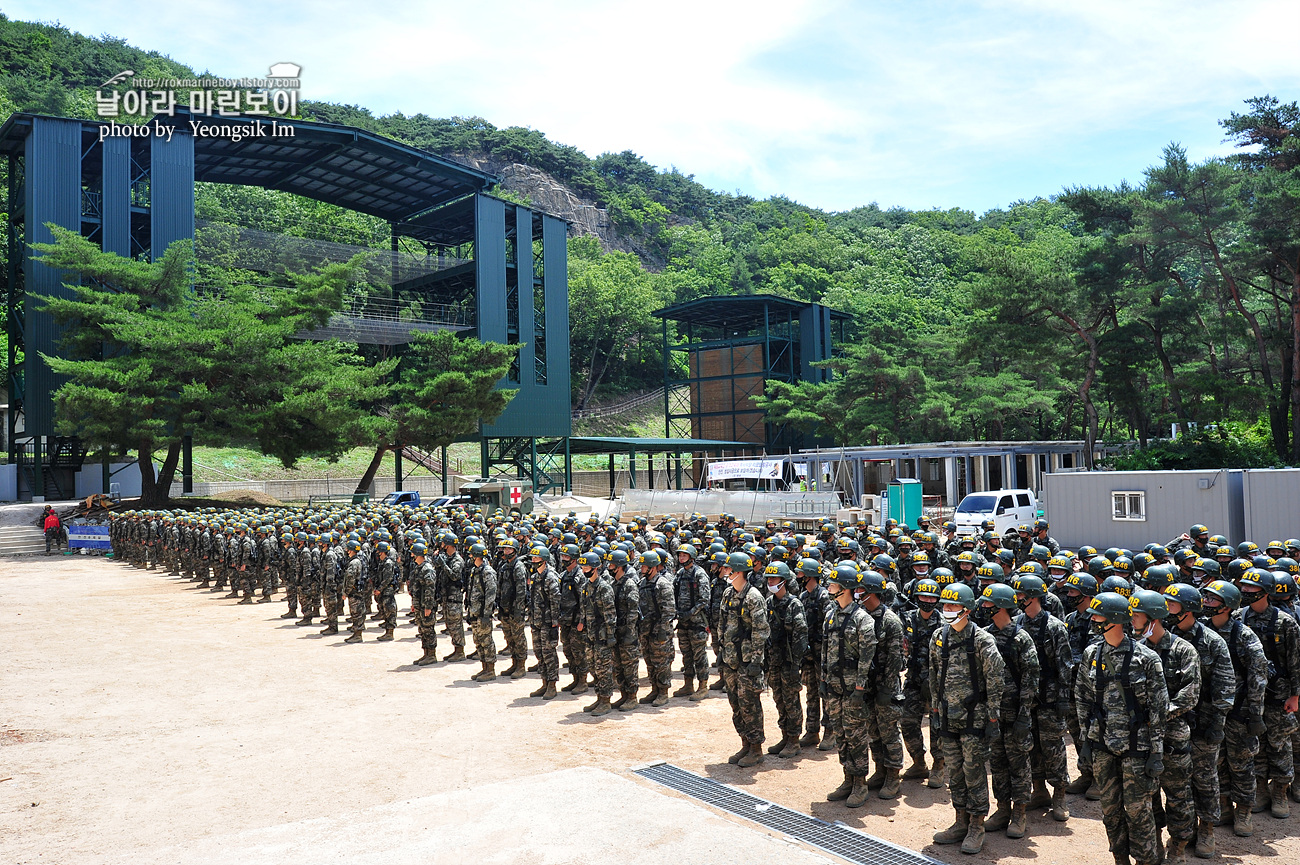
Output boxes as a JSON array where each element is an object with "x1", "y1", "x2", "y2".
[{"x1": 1112, "y1": 490, "x2": 1146, "y2": 521}]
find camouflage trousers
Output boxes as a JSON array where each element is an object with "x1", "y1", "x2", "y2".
[
  {"x1": 417, "y1": 610, "x2": 439, "y2": 652},
  {"x1": 1030, "y1": 706, "x2": 1070, "y2": 788},
  {"x1": 531, "y1": 626, "x2": 560, "y2": 682},
  {"x1": 321, "y1": 587, "x2": 341, "y2": 624},
  {"x1": 1157, "y1": 740, "x2": 1195, "y2": 842},
  {"x1": 240, "y1": 567, "x2": 258, "y2": 596},
  {"x1": 1190, "y1": 737, "x2": 1222, "y2": 822},
  {"x1": 1066, "y1": 699, "x2": 1091, "y2": 778},
  {"x1": 1255, "y1": 703, "x2": 1297, "y2": 782},
  {"x1": 939, "y1": 732, "x2": 992, "y2": 816},
  {"x1": 1094, "y1": 749, "x2": 1160, "y2": 865},
  {"x1": 676, "y1": 622, "x2": 709, "y2": 681},
  {"x1": 560, "y1": 623, "x2": 588, "y2": 677},
  {"x1": 283, "y1": 570, "x2": 299, "y2": 614},
  {"x1": 866, "y1": 699, "x2": 905, "y2": 771},
  {"x1": 640, "y1": 633, "x2": 674, "y2": 691},
  {"x1": 297, "y1": 577, "x2": 319, "y2": 618},
  {"x1": 374, "y1": 590, "x2": 397, "y2": 630},
  {"x1": 614, "y1": 641, "x2": 641, "y2": 695},
  {"x1": 766, "y1": 661, "x2": 803, "y2": 740},
  {"x1": 901, "y1": 680, "x2": 932, "y2": 761},
  {"x1": 442, "y1": 603, "x2": 466, "y2": 649},
  {"x1": 260, "y1": 565, "x2": 276, "y2": 596},
  {"x1": 471, "y1": 618, "x2": 496, "y2": 661},
  {"x1": 989, "y1": 712, "x2": 1034, "y2": 804},
  {"x1": 501, "y1": 616, "x2": 528, "y2": 663},
  {"x1": 1218, "y1": 717, "x2": 1260, "y2": 807},
  {"x1": 212, "y1": 564, "x2": 227, "y2": 589},
  {"x1": 346, "y1": 593, "x2": 367, "y2": 633},
  {"x1": 827, "y1": 689, "x2": 872, "y2": 775},
  {"x1": 803, "y1": 651, "x2": 829, "y2": 735},
  {"x1": 721, "y1": 662, "x2": 765, "y2": 744},
  {"x1": 588, "y1": 640, "x2": 615, "y2": 698}
]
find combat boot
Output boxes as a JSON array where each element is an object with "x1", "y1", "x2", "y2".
[
  {"x1": 690, "y1": 679, "x2": 709, "y2": 701},
  {"x1": 767, "y1": 735, "x2": 792, "y2": 756},
  {"x1": 1166, "y1": 837, "x2": 1188, "y2": 865},
  {"x1": 588, "y1": 696, "x2": 612, "y2": 716},
  {"x1": 1006, "y1": 803, "x2": 1027, "y2": 839},
  {"x1": 639, "y1": 687, "x2": 659, "y2": 705},
  {"x1": 1215, "y1": 796, "x2": 1233, "y2": 826},
  {"x1": 778, "y1": 739, "x2": 801, "y2": 758},
  {"x1": 612, "y1": 692, "x2": 631, "y2": 710},
  {"x1": 960, "y1": 814, "x2": 986, "y2": 855},
  {"x1": 737, "y1": 742, "x2": 764, "y2": 768},
  {"x1": 1194, "y1": 819, "x2": 1215, "y2": 859},
  {"x1": 986, "y1": 801, "x2": 1012, "y2": 832},
  {"x1": 1251, "y1": 776, "x2": 1269, "y2": 813},
  {"x1": 1051, "y1": 785, "x2": 1070, "y2": 821},
  {"x1": 1028, "y1": 777, "x2": 1051, "y2": 809},
  {"x1": 800, "y1": 727, "x2": 821, "y2": 748},
  {"x1": 238, "y1": 596, "x2": 254, "y2": 605},
  {"x1": 467, "y1": 650, "x2": 479, "y2": 660},
  {"x1": 445, "y1": 647, "x2": 466, "y2": 662},
  {"x1": 528, "y1": 662, "x2": 540, "y2": 673},
  {"x1": 319, "y1": 622, "x2": 338, "y2": 635},
  {"x1": 476, "y1": 663, "x2": 497, "y2": 682},
  {"x1": 295, "y1": 616, "x2": 313, "y2": 626},
  {"x1": 376, "y1": 628, "x2": 394, "y2": 642},
  {"x1": 846, "y1": 776, "x2": 869, "y2": 808},
  {"x1": 865, "y1": 748, "x2": 886, "y2": 789},
  {"x1": 902, "y1": 753, "x2": 930, "y2": 780},
  {"x1": 729, "y1": 739, "x2": 750, "y2": 765},
  {"x1": 280, "y1": 610, "x2": 297, "y2": 619},
  {"x1": 510, "y1": 661, "x2": 527, "y2": 679},
  {"x1": 1066, "y1": 771, "x2": 1094, "y2": 795},
  {"x1": 571, "y1": 674, "x2": 589, "y2": 696},
  {"x1": 415, "y1": 648, "x2": 437, "y2": 666},
  {"x1": 709, "y1": 677, "x2": 726, "y2": 690},
  {"x1": 1271, "y1": 781, "x2": 1290, "y2": 818},
  {"x1": 928, "y1": 756, "x2": 946, "y2": 789},
  {"x1": 583, "y1": 696, "x2": 601, "y2": 713},
  {"x1": 197, "y1": 579, "x2": 210, "y2": 588},
  {"x1": 1233, "y1": 802, "x2": 1253, "y2": 837},
  {"x1": 827, "y1": 770, "x2": 854, "y2": 801},
  {"x1": 224, "y1": 590, "x2": 241, "y2": 599},
  {"x1": 933, "y1": 808, "x2": 969, "y2": 845},
  {"x1": 818, "y1": 730, "x2": 838, "y2": 752},
  {"x1": 651, "y1": 689, "x2": 669, "y2": 708},
  {"x1": 617, "y1": 690, "x2": 637, "y2": 711},
  {"x1": 343, "y1": 631, "x2": 362, "y2": 644},
  {"x1": 879, "y1": 768, "x2": 901, "y2": 800},
  {"x1": 674, "y1": 678, "x2": 694, "y2": 698},
  {"x1": 562, "y1": 674, "x2": 582, "y2": 692},
  {"x1": 1086, "y1": 780, "x2": 1102, "y2": 801},
  {"x1": 530, "y1": 682, "x2": 548, "y2": 698},
  {"x1": 542, "y1": 681, "x2": 558, "y2": 700}
]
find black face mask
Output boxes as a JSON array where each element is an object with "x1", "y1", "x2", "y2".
[
  {"x1": 972, "y1": 605, "x2": 994, "y2": 627},
  {"x1": 1091, "y1": 619, "x2": 1109, "y2": 636},
  {"x1": 917, "y1": 598, "x2": 937, "y2": 613},
  {"x1": 1015, "y1": 597, "x2": 1031, "y2": 611},
  {"x1": 1241, "y1": 591, "x2": 1266, "y2": 607}
]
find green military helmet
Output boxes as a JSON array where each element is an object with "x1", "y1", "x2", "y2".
[
  {"x1": 677, "y1": 543, "x2": 697, "y2": 561},
  {"x1": 1063, "y1": 572, "x2": 1099, "y2": 598},
  {"x1": 1017, "y1": 561, "x2": 1047, "y2": 579},
  {"x1": 1030, "y1": 544, "x2": 1052, "y2": 563},
  {"x1": 859, "y1": 571, "x2": 887, "y2": 595},
  {"x1": 1201, "y1": 580, "x2": 1240, "y2": 612},
  {"x1": 1270, "y1": 572, "x2": 1297, "y2": 603},
  {"x1": 1238, "y1": 568, "x2": 1273, "y2": 604},
  {"x1": 797, "y1": 557, "x2": 822, "y2": 581},
  {"x1": 375, "y1": 541, "x2": 391, "y2": 554},
  {"x1": 1099, "y1": 575, "x2": 1133, "y2": 598},
  {"x1": 1163, "y1": 582, "x2": 1201, "y2": 615},
  {"x1": 932, "y1": 566, "x2": 956, "y2": 585},
  {"x1": 871, "y1": 553, "x2": 897, "y2": 574},
  {"x1": 1132, "y1": 552, "x2": 1156, "y2": 575},
  {"x1": 1129, "y1": 589, "x2": 1169, "y2": 620},
  {"x1": 829, "y1": 563, "x2": 860, "y2": 588},
  {"x1": 976, "y1": 562, "x2": 1005, "y2": 584},
  {"x1": 1088, "y1": 591, "x2": 1132, "y2": 624},
  {"x1": 607, "y1": 549, "x2": 631, "y2": 570},
  {"x1": 1224, "y1": 557, "x2": 1251, "y2": 583},
  {"x1": 345, "y1": 539, "x2": 361, "y2": 553},
  {"x1": 707, "y1": 550, "x2": 729, "y2": 569},
  {"x1": 1265, "y1": 540, "x2": 1287, "y2": 557},
  {"x1": 529, "y1": 543, "x2": 550, "y2": 560},
  {"x1": 1275, "y1": 556, "x2": 1300, "y2": 577},
  {"x1": 726, "y1": 551, "x2": 753, "y2": 573},
  {"x1": 953, "y1": 551, "x2": 978, "y2": 569},
  {"x1": 1111, "y1": 556, "x2": 1134, "y2": 579},
  {"x1": 411, "y1": 542, "x2": 428, "y2": 557},
  {"x1": 560, "y1": 543, "x2": 581, "y2": 560},
  {"x1": 295, "y1": 531, "x2": 308, "y2": 543},
  {"x1": 940, "y1": 582, "x2": 977, "y2": 610},
  {"x1": 1047, "y1": 555, "x2": 1071, "y2": 574},
  {"x1": 1077, "y1": 545, "x2": 1098, "y2": 560},
  {"x1": 911, "y1": 549, "x2": 931, "y2": 569},
  {"x1": 1087, "y1": 556, "x2": 1114, "y2": 578},
  {"x1": 1237, "y1": 541, "x2": 1261, "y2": 559},
  {"x1": 996, "y1": 549, "x2": 1018, "y2": 571},
  {"x1": 1143, "y1": 563, "x2": 1178, "y2": 592},
  {"x1": 980, "y1": 583, "x2": 1017, "y2": 610},
  {"x1": 1011, "y1": 574, "x2": 1047, "y2": 599},
  {"x1": 1103, "y1": 547, "x2": 1122, "y2": 562},
  {"x1": 638, "y1": 549, "x2": 661, "y2": 569},
  {"x1": 914, "y1": 578, "x2": 942, "y2": 600},
  {"x1": 1192, "y1": 558, "x2": 1221, "y2": 582},
  {"x1": 1214, "y1": 545, "x2": 1235, "y2": 561},
  {"x1": 763, "y1": 561, "x2": 792, "y2": 582},
  {"x1": 470, "y1": 543, "x2": 487, "y2": 559},
  {"x1": 579, "y1": 551, "x2": 602, "y2": 569}
]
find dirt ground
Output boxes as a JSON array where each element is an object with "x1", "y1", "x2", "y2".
[{"x1": 2, "y1": 557, "x2": 1298, "y2": 864}]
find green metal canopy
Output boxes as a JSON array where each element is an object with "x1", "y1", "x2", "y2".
[{"x1": 548, "y1": 436, "x2": 753, "y2": 455}]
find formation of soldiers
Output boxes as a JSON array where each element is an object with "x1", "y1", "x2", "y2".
[{"x1": 108, "y1": 507, "x2": 1300, "y2": 864}]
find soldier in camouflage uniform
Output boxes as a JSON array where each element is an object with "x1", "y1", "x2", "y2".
[
  {"x1": 823, "y1": 564, "x2": 877, "y2": 807},
  {"x1": 1163, "y1": 582, "x2": 1234, "y2": 858},
  {"x1": 1063, "y1": 571, "x2": 1103, "y2": 800},
  {"x1": 719, "y1": 551, "x2": 770, "y2": 768},
  {"x1": 411, "y1": 542, "x2": 439, "y2": 665},
  {"x1": 279, "y1": 532, "x2": 300, "y2": 620},
  {"x1": 931, "y1": 582, "x2": 1006, "y2": 856},
  {"x1": 901, "y1": 577, "x2": 943, "y2": 786},
  {"x1": 673, "y1": 544, "x2": 712, "y2": 699},
  {"x1": 707, "y1": 550, "x2": 728, "y2": 686},
  {"x1": 435, "y1": 532, "x2": 467, "y2": 661},
  {"x1": 527, "y1": 545, "x2": 562, "y2": 700},
  {"x1": 1075, "y1": 592, "x2": 1169, "y2": 865},
  {"x1": 764, "y1": 562, "x2": 808, "y2": 758},
  {"x1": 371, "y1": 541, "x2": 398, "y2": 641},
  {"x1": 1012, "y1": 573, "x2": 1073, "y2": 821},
  {"x1": 980, "y1": 582, "x2": 1040, "y2": 839},
  {"x1": 257, "y1": 526, "x2": 278, "y2": 602},
  {"x1": 858, "y1": 571, "x2": 906, "y2": 800},
  {"x1": 557, "y1": 544, "x2": 589, "y2": 694},
  {"x1": 1129, "y1": 589, "x2": 1200, "y2": 865},
  {"x1": 467, "y1": 543, "x2": 498, "y2": 681},
  {"x1": 1236, "y1": 568, "x2": 1300, "y2": 819},
  {"x1": 637, "y1": 550, "x2": 677, "y2": 707},
  {"x1": 799, "y1": 558, "x2": 833, "y2": 749},
  {"x1": 580, "y1": 551, "x2": 617, "y2": 716},
  {"x1": 341, "y1": 540, "x2": 367, "y2": 643},
  {"x1": 497, "y1": 539, "x2": 530, "y2": 679},
  {"x1": 610, "y1": 550, "x2": 642, "y2": 710},
  {"x1": 234, "y1": 525, "x2": 257, "y2": 603},
  {"x1": 319, "y1": 533, "x2": 342, "y2": 635},
  {"x1": 1202, "y1": 580, "x2": 1267, "y2": 837}
]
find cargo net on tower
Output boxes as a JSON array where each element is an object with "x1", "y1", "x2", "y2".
[{"x1": 194, "y1": 219, "x2": 476, "y2": 345}]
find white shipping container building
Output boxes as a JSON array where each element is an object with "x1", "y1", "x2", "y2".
[{"x1": 1042, "y1": 468, "x2": 1300, "y2": 551}]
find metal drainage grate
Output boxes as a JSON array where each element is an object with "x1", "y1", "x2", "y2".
[{"x1": 632, "y1": 762, "x2": 946, "y2": 865}]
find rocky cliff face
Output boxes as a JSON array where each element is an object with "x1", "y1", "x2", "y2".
[{"x1": 446, "y1": 153, "x2": 665, "y2": 269}]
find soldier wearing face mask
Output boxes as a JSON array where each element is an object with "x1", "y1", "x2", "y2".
[
  {"x1": 1013, "y1": 574, "x2": 1073, "y2": 823},
  {"x1": 901, "y1": 578, "x2": 944, "y2": 787}
]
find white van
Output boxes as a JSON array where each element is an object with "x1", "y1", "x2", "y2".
[{"x1": 953, "y1": 489, "x2": 1039, "y2": 537}]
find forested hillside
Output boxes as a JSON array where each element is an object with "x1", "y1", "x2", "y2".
[{"x1": 3, "y1": 14, "x2": 1299, "y2": 465}]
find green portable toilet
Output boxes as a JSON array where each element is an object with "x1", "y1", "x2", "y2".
[{"x1": 887, "y1": 477, "x2": 922, "y2": 527}]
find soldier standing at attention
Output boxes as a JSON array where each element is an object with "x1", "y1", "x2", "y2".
[
  {"x1": 1075, "y1": 592, "x2": 1169, "y2": 865},
  {"x1": 823, "y1": 565, "x2": 877, "y2": 808},
  {"x1": 278, "y1": 531, "x2": 300, "y2": 620},
  {"x1": 764, "y1": 562, "x2": 808, "y2": 758},
  {"x1": 371, "y1": 541, "x2": 399, "y2": 642},
  {"x1": 580, "y1": 551, "x2": 617, "y2": 716},
  {"x1": 609, "y1": 550, "x2": 642, "y2": 711},
  {"x1": 341, "y1": 540, "x2": 367, "y2": 643},
  {"x1": 980, "y1": 582, "x2": 1040, "y2": 840},
  {"x1": 799, "y1": 558, "x2": 834, "y2": 750},
  {"x1": 673, "y1": 544, "x2": 712, "y2": 700},
  {"x1": 637, "y1": 550, "x2": 678, "y2": 707},
  {"x1": 527, "y1": 545, "x2": 562, "y2": 700},
  {"x1": 467, "y1": 543, "x2": 499, "y2": 681},
  {"x1": 901, "y1": 578, "x2": 944, "y2": 787},
  {"x1": 435, "y1": 532, "x2": 468, "y2": 661},
  {"x1": 930, "y1": 582, "x2": 1006, "y2": 855},
  {"x1": 856, "y1": 571, "x2": 906, "y2": 800},
  {"x1": 411, "y1": 542, "x2": 440, "y2": 665},
  {"x1": 720, "y1": 551, "x2": 770, "y2": 768},
  {"x1": 1012, "y1": 573, "x2": 1074, "y2": 822},
  {"x1": 557, "y1": 544, "x2": 589, "y2": 694},
  {"x1": 497, "y1": 538, "x2": 531, "y2": 679}
]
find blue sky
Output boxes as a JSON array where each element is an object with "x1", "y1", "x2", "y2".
[{"x1": 12, "y1": 0, "x2": 1299, "y2": 213}]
